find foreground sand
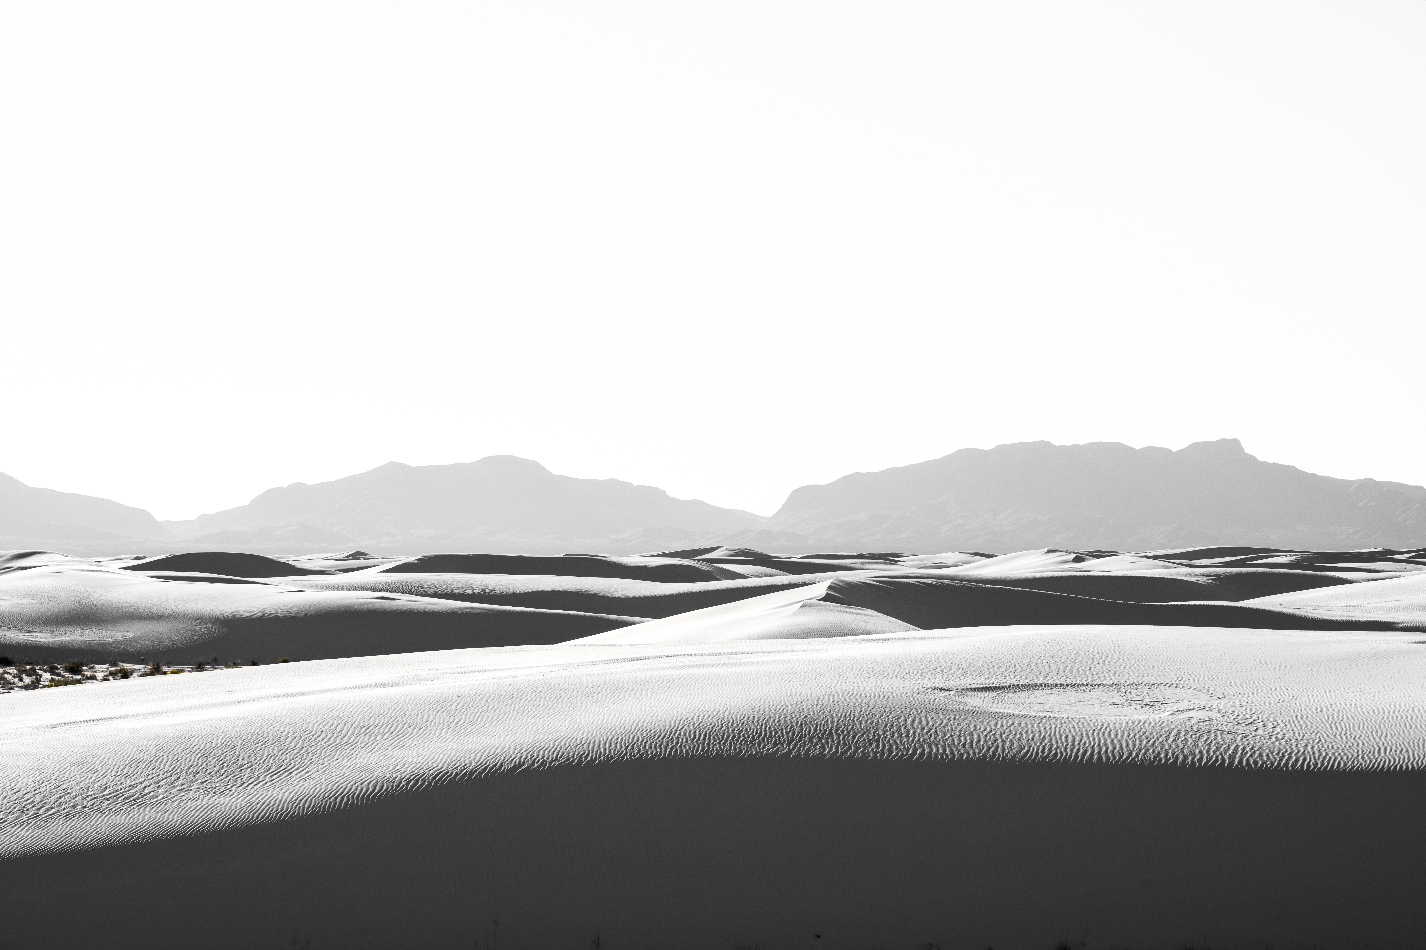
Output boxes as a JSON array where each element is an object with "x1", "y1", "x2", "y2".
[{"x1": 4, "y1": 624, "x2": 1425, "y2": 948}]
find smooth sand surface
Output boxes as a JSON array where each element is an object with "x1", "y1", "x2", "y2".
[
  {"x1": 577, "y1": 581, "x2": 917, "y2": 642},
  {"x1": 3, "y1": 626, "x2": 1425, "y2": 948}
]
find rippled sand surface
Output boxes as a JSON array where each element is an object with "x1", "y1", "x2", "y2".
[{"x1": 3, "y1": 624, "x2": 1426, "y2": 948}]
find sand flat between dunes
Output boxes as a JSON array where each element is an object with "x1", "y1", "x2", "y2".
[{"x1": 3, "y1": 625, "x2": 1426, "y2": 948}]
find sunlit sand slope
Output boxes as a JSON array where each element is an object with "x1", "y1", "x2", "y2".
[
  {"x1": 3, "y1": 627, "x2": 1425, "y2": 948},
  {"x1": 287, "y1": 571, "x2": 833, "y2": 617},
  {"x1": 1245, "y1": 571, "x2": 1426, "y2": 625}
]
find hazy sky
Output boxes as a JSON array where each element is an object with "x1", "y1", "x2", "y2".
[{"x1": 2, "y1": 1, "x2": 1422, "y2": 520}]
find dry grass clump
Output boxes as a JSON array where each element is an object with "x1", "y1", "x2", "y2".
[{"x1": 0, "y1": 656, "x2": 255, "y2": 693}]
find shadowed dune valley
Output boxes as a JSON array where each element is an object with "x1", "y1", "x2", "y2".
[{"x1": 3, "y1": 442, "x2": 1426, "y2": 949}]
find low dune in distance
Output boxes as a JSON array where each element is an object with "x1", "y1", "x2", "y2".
[{"x1": 0, "y1": 559, "x2": 642, "y2": 664}]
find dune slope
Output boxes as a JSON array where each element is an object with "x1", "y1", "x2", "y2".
[
  {"x1": 288, "y1": 570, "x2": 828, "y2": 618},
  {"x1": 374, "y1": 552, "x2": 745, "y2": 582}
]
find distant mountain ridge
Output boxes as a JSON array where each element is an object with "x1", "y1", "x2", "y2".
[
  {"x1": 761, "y1": 439, "x2": 1426, "y2": 552},
  {"x1": 162, "y1": 455, "x2": 767, "y2": 555},
  {"x1": 0, "y1": 472, "x2": 168, "y2": 554},
  {"x1": 5, "y1": 441, "x2": 1425, "y2": 555}
]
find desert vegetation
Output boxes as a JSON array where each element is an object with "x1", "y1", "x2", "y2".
[{"x1": 0, "y1": 656, "x2": 256, "y2": 693}]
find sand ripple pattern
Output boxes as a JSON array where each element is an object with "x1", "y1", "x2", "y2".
[{"x1": 2, "y1": 624, "x2": 1425, "y2": 858}]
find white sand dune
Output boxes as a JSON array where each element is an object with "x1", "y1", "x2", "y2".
[
  {"x1": 944, "y1": 548, "x2": 1099, "y2": 574},
  {"x1": 936, "y1": 567, "x2": 1352, "y2": 602},
  {"x1": 893, "y1": 550, "x2": 990, "y2": 568},
  {"x1": 122, "y1": 551, "x2": 330, "y2": 577},
  {"x1": 1246, "y1": 571, "x2": 1426, "y2": 625},
  {"x1": 0, "y1": 564, "x2": 640, "y2": 663},
  {"x1": 816, "y1": 574, "x2": 1415, "y2": 633},
  {"x1": 5, "y1": 548, "x2": 1417, "y2": 665},
  {"x1": 576, "y1": 581, "x2": 915, "y2": 642},
  {"x1": 288, "y1": 570, "x2": 831, "y2": 617},
  {"x1": 581, "y1": 571, "x2": 1422, "y2": 642},
  {"x1": 1156, "y1": 547, "x2": 1426, "y2": 573},
  {"x1": 374, "y1": 552, "x2": 751, "y2": 582},
  {"x1": 2, "y1": 626, "x2": 1424, "y2": 948}
]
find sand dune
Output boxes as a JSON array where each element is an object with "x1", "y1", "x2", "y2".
[
  {"x1": 942, "y1": 548, "x2": 1098, "y2": 574},
  {"x1": 935, "y1": 567, "x2": 1351, "y2": 602},
  {"x1": 289, "y1": 571, "x2": 829, "y2": 618},
  {"x1": 584, "y1": 568, "x2": 1421, "y2": 644},
  {"x1": 820, "y1": 574, "x2": 1410, "y2": 632},
  {"x1": 577, "y1": 581, "x2": 916, "y2": 642},
  {"x1": 4, "y1": 544, "x2": 1426, "y2": 947},
  {"x1": 375, "y1": 552, "x2": 748, "y2": 582},
  {"x1": 1245, "y1": 571, "x2": 1426, "y2": 625},
  {"x1": 5, "y1": 547, "x2": 1419, "y2": 665},
  {"x1": 0, "y1": 549, "x2": 91, "y2": 575},
  {"x1": 0, "y1": 564, "x2": 639, "y2": 663},
  {"x1": 3, "y1": 627, "x2": 1424, "y2": 948},
  {"x1": 123, "y1": 551, "x2": 327, "y2": 577}
]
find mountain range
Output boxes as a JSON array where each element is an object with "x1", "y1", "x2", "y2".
[
  {"x1": 0, "y1": 471, "x2": 169, "y2": 553},
  {"x1": 4, "y1": 439, "x2": 1424, "y2": 555}
]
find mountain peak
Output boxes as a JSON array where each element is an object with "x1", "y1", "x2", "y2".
[{"x1": 1177, "y1": 438, "x2": 1248, "y2": 458}]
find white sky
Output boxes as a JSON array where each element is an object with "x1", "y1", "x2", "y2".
[{"x1": 2, "y1": 1, "x2": 1423, "y2": 521}]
